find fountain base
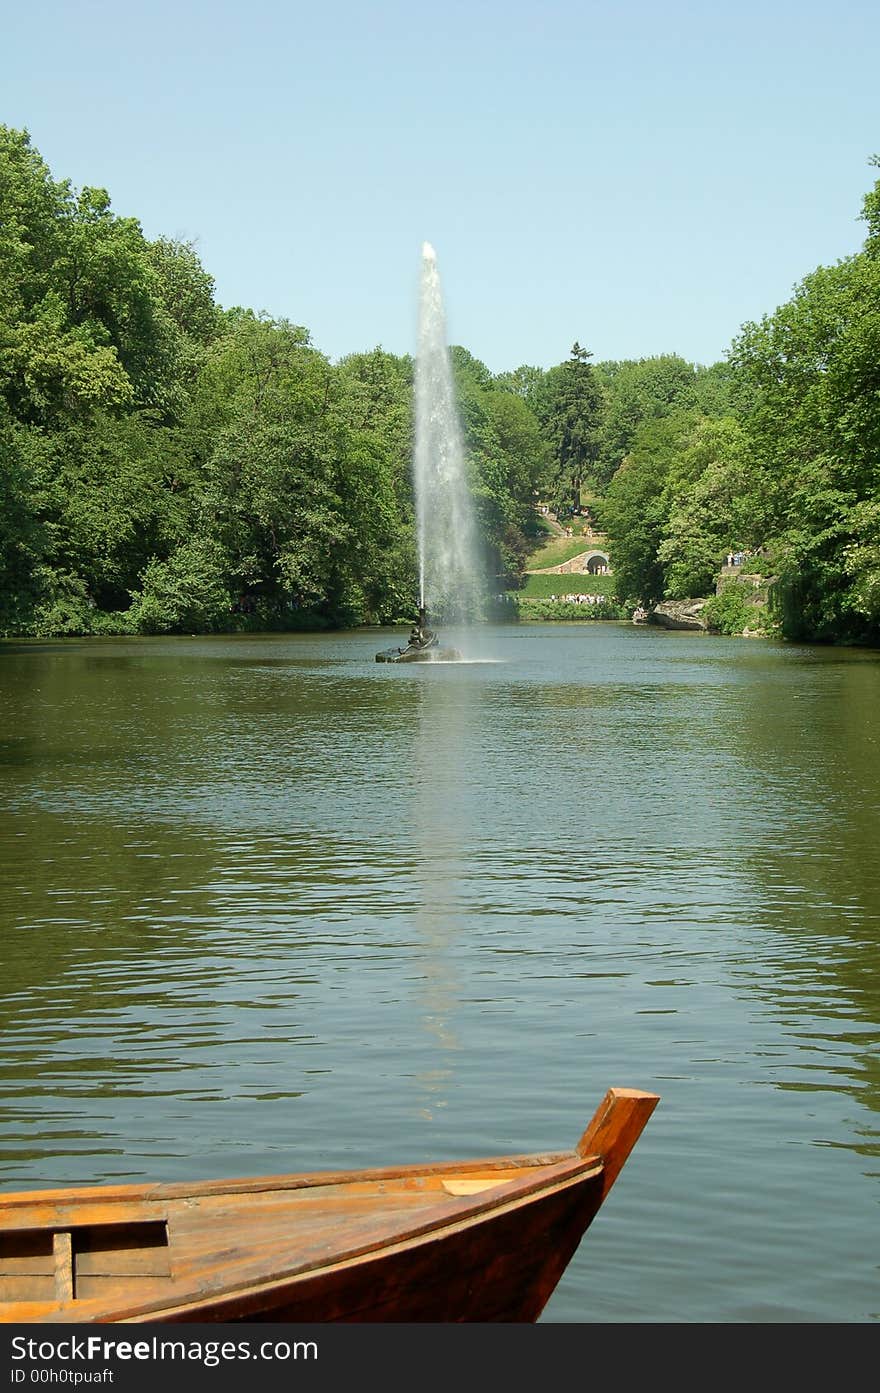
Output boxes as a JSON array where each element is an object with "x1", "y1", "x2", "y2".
[
  {"x1": 375, "y1": 606, "x2": 461, "y2": 663},
  {"x1": 375, "y1": 642, "x2": 462, "y2": 664}
]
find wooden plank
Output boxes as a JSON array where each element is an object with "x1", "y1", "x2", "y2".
[
  {"x1": 0, "y1": 1230, "x2": 54, "y2": 1274},
  {"x1": 53, "y1": 1232, "x2": 73, "y2": 1302},
  {"x1": 0, "y1": 1231, "x2": 53, "y2": 1275},
  {"x1": 0, "y1": 1201, "x2": 166, "y2": 1233},
  {"x1": 72, "y1": 1220, "x2": 170, "y2": 1278},
  {"x1": 75, "y1": 1249, "x2": 171, "y2": 1278},
  {"x1": 0, "y1": 1274, "x2": 55, "y2": 1302},
  {"x1": 76, "y1": 1221, "x2": 168, "y2": 1253},
  {"x1": 0, "y1": 1253, "x2": 54, "y2": 1275},
  {"x1": 74, "y1": 1276, "x2": 171, "y2": 1302}
]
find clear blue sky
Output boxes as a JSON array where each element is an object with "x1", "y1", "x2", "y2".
[{"x1": 5, "y1": 0, "x2": 879, "y2": 372}]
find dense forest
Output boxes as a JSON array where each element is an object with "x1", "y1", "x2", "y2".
[{"x1": 1, "y1": 127, "x2": 878, "y2": 645}]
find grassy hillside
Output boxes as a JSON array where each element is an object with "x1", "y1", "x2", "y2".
[
  {"x1": 526, "y1": 536, "x2": 608, "y2": 570},
  {"x1": 518, "y1": 572, "x2": 617, "y2": 598}
]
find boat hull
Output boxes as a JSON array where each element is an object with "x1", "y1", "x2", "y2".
[{"x1": 0, "y1": 1087, "x2": 658, "y2": 1324}]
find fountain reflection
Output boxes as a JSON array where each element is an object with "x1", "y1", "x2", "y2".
[{"x1": 405, "y1": 673, "x2": 481, "y2": 1117}]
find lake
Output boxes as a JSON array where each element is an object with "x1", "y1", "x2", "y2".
[{"x1": 1, "y1": 621, "x2": 878, "y2": 1322}]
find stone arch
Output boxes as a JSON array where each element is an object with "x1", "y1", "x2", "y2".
[{"x1": 582, "y1": 551, "x2": 611, "y2": 575}]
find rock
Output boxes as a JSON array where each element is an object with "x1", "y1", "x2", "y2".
[{"x1": 648, "y1": 599, "x2": 710, "y2": 631}]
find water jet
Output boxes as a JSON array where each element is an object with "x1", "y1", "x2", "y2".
[{"x1": 376, "y1": 242, "x2": 483, "y2": 663}]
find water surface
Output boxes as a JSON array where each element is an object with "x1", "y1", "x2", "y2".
[{"x1": 1, "y1": 623, "x2": 878, "y2": 1322}]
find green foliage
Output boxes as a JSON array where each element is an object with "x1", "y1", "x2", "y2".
[
  {"x1": 451, "y1": 348, "x2": 550, "y2": 588},
  {"x1": 3, "y1": 293, "x2": 134, "y2": 423},
  {"x1": 28, "y1": 567, "x2": 98, "y2": 637},
  {"x1": 128, "y1": 538, "x2": 231, "y2": 634},
  {"x1": 532, "y1": 344, "x2": 604, "y2": 512},
  {"x1": 594, "y1": 354, "x2": 701, "y2": 488},
  {"x1": 860, "y1": 154, "x2": 880, "y2": 252},
  {"x1": 146, "y1": 237, "x2": 219, "y2": 346},
  {"x1": 336, "y1": 347, "x2": 413, "y2": 489},
  {"x1": 703, "y1": 583, "x2": 770, "y2": 636},
  {"x1": 492, "y1": 363, "x2": 546, "y2": 406},
  {"x1": 334, "y1": 349, "x2": 417, "y2": 621},
  {"x1": 598, "y1": 413, "x2": 697, "y2": 604},
  {"x1": 0, "y1": 412, "x2": 44, "y2": 635},
  {"x1": 484, "y1": 390, "x2": 552, "y2": 519},
  {"x1": 0, "y1": 128, "x2": 211, "y2": 429},
  {"x1": 658, "y1": 416, "x2": 765, "y2": 599},
  {"x1": 34, "y1": 412, "x2": 183, "y2": 611},
  {"x1": 843, "y1": 499, "x2": 880, "y2": 623},
  {"x1": 513, "y1": 596, "x2": 627, "y2": 621},
  {"x1": 728, "y1": 165, "x2": 880, "y2": 643}
]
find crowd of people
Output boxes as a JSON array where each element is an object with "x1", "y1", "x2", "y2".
[{"x1": 547, "y1": 593, "x2": 608, "y2": 605}]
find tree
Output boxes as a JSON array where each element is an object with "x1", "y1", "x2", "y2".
[
  {"x1": 450, "y1": 348, "x2": 554, "y2": 590},
  {"x1": 145, "y1": 237, "x2": 219, "y2": 346},
  {"x1": 335, "y1": 348, "x2": 417, "y2": 620},
  {"x1": 536, "y1": 344, "x2": 605, "y2": 512},
  {"x1": 492, "y1": 363, "x2": 546, "y2": 406},
  {"x1": 34, "y1": 411, "x2": 183, "y2": 616},
  {"x1": 658, "y1": 417, "x2": 765, "y2": 599},
  {"x1": 599, "y1": 413, "x2": 697, "y2": 604},
  {"x1": 0, "y1": 127, "x2": 223, "y2": 433},
  {"x1": 335, "y1": 347, "x2": 413, "y2": 508},
  {"x1": 594, "y1": 354, "x2": 700, "y2": 489},
  {"x1": 484, "y1": 390, "x2": 552, "y2": 523},
  {"x1": 0, "y1": 410, "x2": 44, "y2": 635},
  {"x1": 729, "y1": 162, "x2": 880, "y2": 642}
]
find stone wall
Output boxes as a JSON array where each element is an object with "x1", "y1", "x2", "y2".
[{"x1": 715, "y1": 572, "x2": 775, "y2": 606}]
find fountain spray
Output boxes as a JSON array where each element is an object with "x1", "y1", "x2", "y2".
[{"x1": 412, "y1": 242, "x2": 484, "y2": 623}]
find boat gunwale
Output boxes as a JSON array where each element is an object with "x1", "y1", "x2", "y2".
[{"x1": 0, "y1": 1150, "x2": 579, "y2": 1219}]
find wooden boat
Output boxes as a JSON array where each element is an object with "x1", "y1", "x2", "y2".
[{"x1": 0, "y1": 1087, "x2": 657, "y2": 1324}]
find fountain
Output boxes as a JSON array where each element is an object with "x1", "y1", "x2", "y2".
[{"x1": 376, "y1": 242, "x2": 483, "y2": 663}]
